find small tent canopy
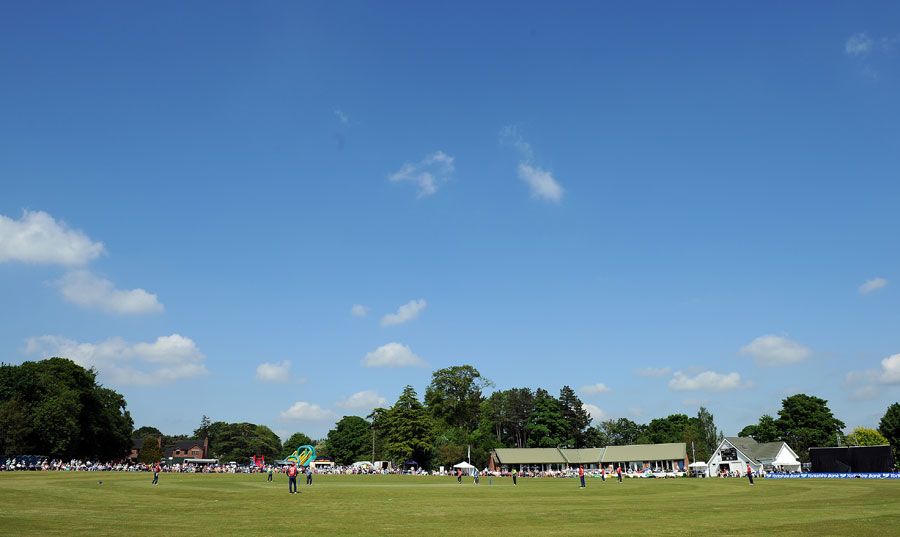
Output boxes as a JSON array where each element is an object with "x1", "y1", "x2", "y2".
[
  {"x1": 453, "y1": 461, "x2": 476, "y2": 475},
  {"x1": 352, "y1": 461, "x2": 373, "y2": 468},
  {"x1": 688, "y1": 462, "x2": 708, "y2": 468}
]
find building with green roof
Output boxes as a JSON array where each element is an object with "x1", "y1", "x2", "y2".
[{"x1": 488, "y1": 444, "x2": 687, "y2": 472}]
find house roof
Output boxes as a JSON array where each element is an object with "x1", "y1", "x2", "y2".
[
  {"x1": 724, "y1": 437, "x2": 785, "y2": 462},
  {"x1": 492, "y1": 444, "x2": 687, "y2": 465},
  {"x1": 492, "y1": 448, "x2": 566, "y2": 464},
  {"x1": 171, "y1": 439, "x2": 204, "y2": 450},
  {"x1": 600, "y1": 443, "x2": 687, "y2": 463},
  {"x1": 560, "y1": 448, "x2": 604, "y2": 464},
  {"x1": 164, "y1": 439, "x2": 205, "y2": 457}
]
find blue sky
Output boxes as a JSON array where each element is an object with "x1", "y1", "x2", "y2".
[{"x1": 1, "y1": 2, "x2": 898, "y2": 441}]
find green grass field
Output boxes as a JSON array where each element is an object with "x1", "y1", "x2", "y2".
[{"x1": 1, "y1": 473, "x2": 899, "y2": 536}]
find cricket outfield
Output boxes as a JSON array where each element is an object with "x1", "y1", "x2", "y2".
[{"x1": 1, "y1": 473, "x2": 899, "y2": 536}]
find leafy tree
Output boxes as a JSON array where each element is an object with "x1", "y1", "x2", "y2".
[
  {"x1": 138, "y1": 435, "x2": 163, "y2": 463},
  {"x1": 594, "y1": 418, "x2": 647, "y2": 446},
  {"x1": 696, "y1": 407, "x2": 722, "y2": 456},
  {"x1": 878, "y1": 403, "x2": 900, "y2": 461},
  {"x1": 0, "y1": 358, "x2": 133, "y2": 459},
  {"x1": 432, "y1": 426, "x2": 468, "y2": 468},
  {"x1": 739, "y1": 415, "x2": 780, "y2": 442},
  {"x1": 845, "y1": 427, "x2": 889, "y2": 447},
  {"x1": 424, "y1": 365, "x2": 491, "y2": 433},
  {"x1": 646, "y1": 414, "x2": 692, "y2": 444},
  {"x1": 383, "y1": 386, "x2": 434, "y2": 467},
  {"x1": 526, "y1": 389, "x2": 567, "y2": 448},
  {"x1": 85, "y1": 387, "x2": 135, "y2": 461},
  {"x1": 775, "y1": 394, "x2": 845, "y2": 462},
  {"x1": 757, "y1": 415, "x2": 780, "y2": 442},
  {"x1": 326, "y1": 416, "x2": 372, "y2": 465},
  {"x1": 194, "y1": 415, "x2": 212, "y2": 439},
  {"x1": 281, "y1": 432, "x2": 315, "y2": 458},
  {"x1": 133, "y1": 426, "x2": 163, "y2": 439},
  {"x1": 504, "y1": 388, "x2": 535, "y2": 448},
  {"x1": 0, "y1": 397, "x2": 32, "y2": 456},
  {"x1": 206, "y1": 422, "x2": 282, "y2": 462},
  {"x1": 368, "y1": 408, "x2": 389, "y2": 462},
  {"x1": 558, "y1": 386, "x2": 592, "y2": 447},
  {"x1": 582, "y1": 426, "x2": 604, "y2": 447},
  {"x1": 480, "y1": 392, "x2": 507, "y2": 444}
]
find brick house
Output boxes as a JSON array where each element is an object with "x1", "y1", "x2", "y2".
[{"x1": 165, "y1": 438, "x2": 209, "y2": 460}]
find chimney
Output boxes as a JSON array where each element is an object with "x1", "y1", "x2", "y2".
[{"x1": 204, "y1": 436, "x2": 209, "y2": 458}]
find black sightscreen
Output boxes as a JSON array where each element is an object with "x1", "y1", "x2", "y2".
[{"x1": 809, "y1": 445, "x2": 895, "y2": 473}]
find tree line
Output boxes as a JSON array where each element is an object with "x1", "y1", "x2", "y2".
[{"x1": 3, "y1": 359, "x2": 899, "y2": 469}]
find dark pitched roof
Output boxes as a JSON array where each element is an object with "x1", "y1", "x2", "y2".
[
  {"x1": 725, "y1": 437, "x2": 784, "y2": 461},
  {"x1": 164, "y1": 438, "x2": 205, "y2": 457}
]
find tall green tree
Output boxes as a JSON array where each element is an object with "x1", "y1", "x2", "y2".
[
  {"x1": 432, "y1": 426, "x2": 468, "y2": 468},
  {"x1": 775, "y1": 394, "x2": 845, "y2": 462},
  {"x1": 741, "y1": 414, "x2": 780, "y2": 443},
  {"x1": 878, "y1": 403, "x2": 900, "y2": 461},
  {"x1": 845, "y1": 427, "x2": 889, "y2": 447},
  {"x1": 424, "y1": 365, "x2": 491, "y2": 432},
  {"x1": 383, "y1": 386, "x2": 434, "y2": 467},
  {"x1": 526, "y1": 389, "x2": 567, "y2": 448},
  {"x1": 504, "y1": 388, "x2": 535, "y2": 448},
  {"x1": 696, "y1": 407, "x2": 722, "y2": 456},
  {"x1": 646, "y1": 414, "x2": 692, "y2": 444},
  {"x1": 194, "y1": 415, "x2": 212, "y2": 439},
  {"x1": 138, "y1": 435, "x2": 163, "y2": 463},
  {"x1": 595, "y1": 418, "x2": 647, "y2": 446},
  {"x1": 558, "y1": 386, "x2": 592, "y2": 447},
  {"x1": 206, "y1": 422, "x2": 282, "y2": 462},
  {"x1": 367, "y1": 408, "x2": 389, "y2": 462},
  {"x1": 0, "y1": 358, "x2": 133, "y2": 459},
  {"x1": 326, "y1": 416, "x2": 372, "y2": 465},
  {"x1": 133, "y1": 426, "x2": 163, "y2": 439}
]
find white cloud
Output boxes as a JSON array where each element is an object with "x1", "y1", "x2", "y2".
[
  {"x1": 337, "y1": 390, "x2": 387, "y2": 410},
  {"x1": 362, "y1": 342, "x2": 425, "y2": 368},
  {"x1": 859, "y1": 277, "x2": 888, "y2": 295},
  {"x1": 54, "y1": 270, "x2": 163, "y2": 314},
  {"x1": 845, "y1": 33, "x2": 873, "y2": 56},
  {"x1": 24, "y1": 333, "x2": 207, "y2": 385},
  {"x1": 580, "y1": 383, "x2": 610, "y2": 395},
  {"x1": 334, "y1": 108, "x2": 349, "y2": 124},
  {"x1": 879, "y1": 353, "x2": 900, "y2": 384},
  {"x1": 518, "y1": 163, "x2": 564, "y2": 203},
  {"x1": 351, "y1": 304, "x2": 369, "y2": 317},
  {"x1": 256, "y1": 360, "x2": 292, "y2": 382},
  {"x1": 636, "y1": 367, "x2": 672, "y2": 377},
  {"x1": 279, "y1": 402, "x2": 333, "y2": 421},
  {"x1": 583, "y1": 403, "x2": 606, "y2": 424},
  {"x1": 388, "y1": 151, "x2": 454, "y2": 197},
  {"x1": 0, "y1": 210, "x2": 105, "y2": 266},
  {"x1": 500, "y1": 125, "x2": 565, "y2": 203},
  {"x1": 668, "y1": 370, "x2": 743, "y2": 392},
  {"x1": 844, "y1": 353, "x2": 900, "y2": 399},
  {"x1": 381, "y1": 299, "x2": 427, "y2": 326},
  {"x1": 499, "y1": 125, "x2": 535, "y2": 161},
  {"x1": 740, "y1": 335, "x2": 810, "y2": 366}
]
